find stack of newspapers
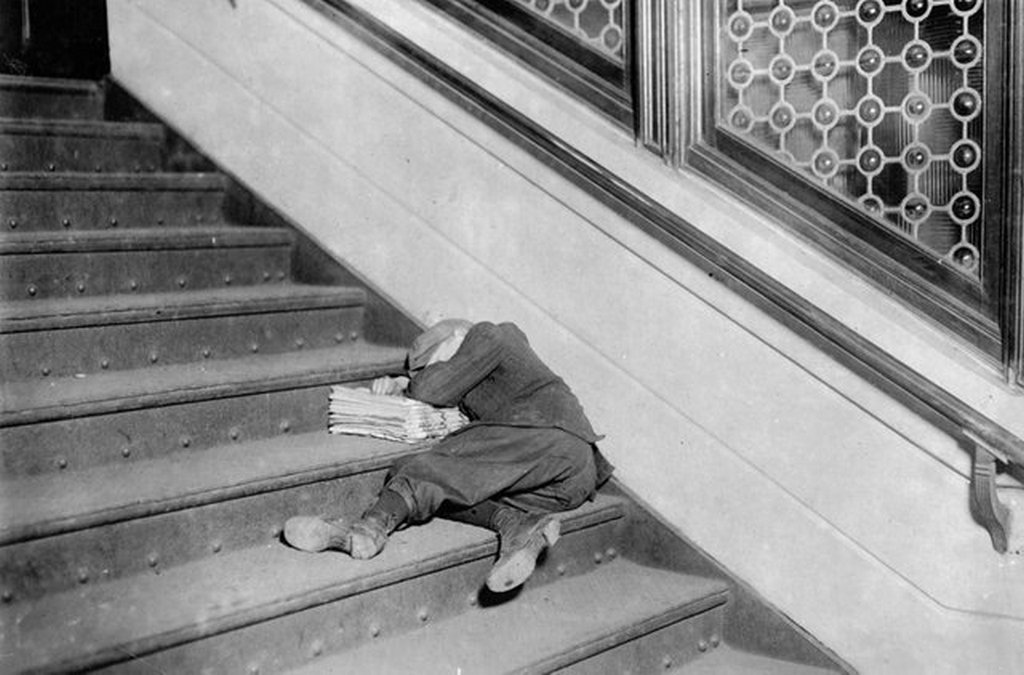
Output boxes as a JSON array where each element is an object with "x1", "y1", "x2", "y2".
[{"x1": 328, "y1": 386, "x2": 469, "y2": 443}]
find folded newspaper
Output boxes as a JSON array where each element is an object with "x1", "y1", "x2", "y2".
[{"x1": 328, "y1": 386, "x2": 469, "y2": 443}]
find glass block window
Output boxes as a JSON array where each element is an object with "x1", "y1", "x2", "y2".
[
  {"x1": 718, "y1": 0, "x2": 985, "y2": 277},
  {"x1": 511, "y1": 0, "x2": 626, "y2": 63}
]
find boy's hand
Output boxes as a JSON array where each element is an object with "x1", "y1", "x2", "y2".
[{"x1": 370, "y1": 376, "x2": 409, "y2": 396}]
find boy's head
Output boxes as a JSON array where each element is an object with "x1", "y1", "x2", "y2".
[{"x1": 408, "y1": 319, "x2": 473, "y2": 370}]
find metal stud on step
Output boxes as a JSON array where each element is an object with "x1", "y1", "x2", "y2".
[
  {"x1": 148, "y1": 553, "x2": 159, "y2": 568},
  {"x1": 47, "y1": 163, "x2": 55, "y2": 171},
  {"x1": 27, "y1": 285, "x2": 37, "y2": 297},
  {"x1": 310, "y1": 640, "x2": 324, "y2": 657},
  {"x1": 369, "y1": 623, "x2": 381, "y2": 638},
  {"x1": 109, "y1": 217, "x2": 118, "y2": 227},
  {"x1": 62, "y1": 218, "x2": 71, "y2": 228},
  {"x1": 1, "y1": 590, "x2": 12, "y2": 603},
  {"x1": 100, "y1": 358, "x2": 110, "y2": 370},
  {"x1": 77, "y1": 568, "x2": 89, "y2": 584},
  {"x1": 698, "y1": 639, "x2": 709, "y2": 652},
  {"x1": 177, "y1": 276, "x2": 187, "y2": 288},
  {"x1": 417, "y1": 607, "x2": 429, "y2": 622},
  {"x1": 279, "y1": 419, "x2": 291, "y2": 433},
  {"x1": 211, "y1": 541, "x2": 222, "y2": 553},
  {"x1": 57, "y1": 457, "x2": 67, "y2": 469},
  {"x1": 122, "y1": 447, "x2": 131, "y2": 458},
  {"x1": 180, "y1": 435, "x2": 191, "y2": 448},
  {"x1": 76, "y1": 282, "x2": 86, "y2": 294},
  {"x1": 662, "y1": 655, "x2": 673, "y2": 669},
  {"x1": 7, "y1": 218, "x2": 16, "y2": 229}
]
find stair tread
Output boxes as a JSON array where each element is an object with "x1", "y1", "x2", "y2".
[
  {"x1": 0, "y1": 495, "x2": 630, "y2": 672},
  {"x1": 0, "y1": 225, "x2": 293, "y2": 253},
  {"x1": 0, "y1": 117, "x2": 165, "y2": 139},
  {"x1": 671, "y1": 646, "x2": 840, "y2": 674},
  {"x1": 0, "y1": 343, "x2": 408, "y2": 424},
  {"x1": 0, "y1": 171, "x2": 228, "y2": 190},
  {"x1": 0, "y1": 430, "x2": 416, "y2": 543},
  {"x1": 286, "y1": 559, "x2": 729, "y2": 675},
  {"x1": 0, "y1": 283, "x2": 366, "y2": 332}
]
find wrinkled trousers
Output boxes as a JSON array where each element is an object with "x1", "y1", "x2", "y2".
[{"x1": 384, "y1": 425, "x2": 598, "y2": 523}]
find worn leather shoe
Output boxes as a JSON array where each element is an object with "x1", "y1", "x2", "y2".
[
  {"x1": 486, "y1": 512, "x2": 561, "y2": 592},
  {"x1": 283, "y1": 515, "x2": 388, "y2": 560}
]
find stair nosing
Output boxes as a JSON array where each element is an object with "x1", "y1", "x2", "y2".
[
  {"x1": 0, "y1": 226, "x2": 293, "y2": 254},
  {"x1": 0, "y1": 117, "x2": 165, "y2": 140},
  {"x1": 0, "y1": 171, "x2": 228, "y2": 191},
  {"x1": 1, "y1": 497, "x2": 629, "y2": 673},
  {"x1": 0, "y1": 284, "x2": 367, "y2": 333},
  {"x1": 517, "y1": 589, "x2": 730, "y2": 675},
  {"x1": 0, "y1": 344, "x2": 408, "y2": 426},
  {"x1": 0, "y1": 74, "x2": 102, "y2": 95}
]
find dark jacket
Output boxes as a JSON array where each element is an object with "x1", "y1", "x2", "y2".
[{"x1": 407, "y1": 321, "x2": 613, "y2": 482}]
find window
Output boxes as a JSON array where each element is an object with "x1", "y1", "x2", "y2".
[
  {"x1": 422, "y1": 0, "x2": 634, "y2": 126},
  {"x1": 676, "y1": 0, "x2": 1023, "y2": 384}
]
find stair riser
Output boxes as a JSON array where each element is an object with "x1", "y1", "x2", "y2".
[
  {"x1": 1, "y1": 189, "x2": 225, "y2": 231},
  {"x1": 0, "y1": 469, "x2": 391, "y2": 602},
  {"x1": 1, "y1": 247, "x2": 292, "y2": 300},
  {"x1": 0, "y1": 90, "x2": 104, "y2": 120},
  {"x1": 0, "y1": 134, "x2": 164, "y2": 173},
  {"x1": 94, "y1": 518, "x2": 625, "y2": 675},
  {"x1": 0, "y1": 306, "x2": 365, "y2": 380},
  {"x1": 1, "y1": 383, "x2": 369, "y2": 476},
  {"x1": 554, "y1": 604, "x2": 728, "y2": 675}
]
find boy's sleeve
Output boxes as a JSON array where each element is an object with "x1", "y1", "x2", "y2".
[{"x1": 407, "y1": 322, "x2": 502, "y2": 406}]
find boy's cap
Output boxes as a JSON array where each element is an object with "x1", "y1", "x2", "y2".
[{"x1": 408, "y1": 319, "x2": 473, "y2": 370}]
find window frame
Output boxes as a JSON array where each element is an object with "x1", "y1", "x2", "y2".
[
  {"x1": 419, "y1": 0, "x2": 635, "y2": 128},
  {"x1": 657, "y1": 0, "x2": 1024, "y2": 382}
]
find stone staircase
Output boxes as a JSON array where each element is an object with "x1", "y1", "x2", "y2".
[{"x1": 0, "y1": 75, "x2": 849, "y2": 674}]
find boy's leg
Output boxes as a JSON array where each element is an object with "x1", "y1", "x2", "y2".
[
  {"x1": 385, "y1": 425, "x2": 596, "y2": 521},
  {"x1": 415, "y1": 427, "x2": 597, "y2": 592}
]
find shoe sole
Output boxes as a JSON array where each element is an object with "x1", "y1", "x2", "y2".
[{"x1": 485, "y1": 515, "x2": 561, "y2": 593}]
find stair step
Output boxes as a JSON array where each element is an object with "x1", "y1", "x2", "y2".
[
  {"x1": 670, "y1": 646, "x2": 839, "y2": 674},
  {"x1": 0, "y1": 343, "x2": 404, "y2": 424},
  {"x1": 0, "y1": 432, "x2": 422, "y2": 599},
  {"x1": 0, "y1": 226, "x2": 294, "y2": 300},
  {"x1": 0, "y1": 343, "x2": 408, "y2": 475},
  {"x1": 0, "y1": 495, "x2": 629, "y2": 673},
  {"x1": 0, "y1": 172, "x2": 228, "y2": 231},
  {"x1": 0, "y1": 284, "x2": 368, "y2": 379},
  {"x1": 0, "y1": 75, "x2": 104, "y2": 120},
  {"x1": 285, "y1": 560, "x2": 729, "y2": 675},
  {"x1": 0, "y1": 117, "x2": 165, "y2": 172}
]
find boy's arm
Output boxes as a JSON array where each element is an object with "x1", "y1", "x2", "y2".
[{"x1": 407, "y1": 323, "x2": 502, "y2": 406}]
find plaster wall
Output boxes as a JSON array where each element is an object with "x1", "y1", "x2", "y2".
[{"x1": 107, "y1": 0, "x2": 1024, "y2": 671}]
